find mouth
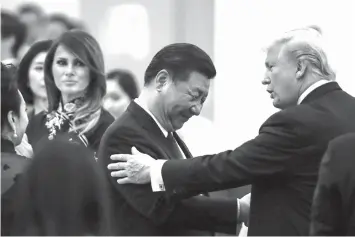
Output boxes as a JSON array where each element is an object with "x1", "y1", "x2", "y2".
[
  {"x1": 267, "y1": 90, "x2": 274, "y2": 99},
  {"x1": 62, "y1": 80, "x2": 77, "y2": 85}
]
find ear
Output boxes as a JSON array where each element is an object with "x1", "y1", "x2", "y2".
[
  {"x1": 154, "y1": 69, "x2": 171, "y2": 92},
  {"x1": 296, "y1": 60, "x2": 307, "y2": 80},
  {"x1": 7, "y1": 111, "x2": 17, "y2": 132}
]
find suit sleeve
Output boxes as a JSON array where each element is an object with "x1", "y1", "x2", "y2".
[
  {"x1": 98, "y1": 127, "x2": 238, "y2": 232},
  {"x1": 310, "y1": 135, "x2": 351, "y2": 235},
  {"x1": 162, "y1": 112, "x2": 304, "y2": 194}
]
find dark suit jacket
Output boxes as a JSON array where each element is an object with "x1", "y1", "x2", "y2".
[
  {"x1": 98, "y1": 101, "x2": 238, "y2": 236},
  {"x1": 160, "y1": 82, "x2": 355, "y2": 236},
  {"x1": 1, "y1": 139, "x2": 28, "y2": 236},
  {"x1": 310, "y1": 133, "x2": 355, "y2": 236}
]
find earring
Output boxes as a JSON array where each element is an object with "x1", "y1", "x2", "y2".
[{"x1": 13, "y1": 127, "x2": 18, "y2": 138}]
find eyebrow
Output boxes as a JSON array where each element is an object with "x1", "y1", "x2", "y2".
[
  {"x1": 55, "y1": 57, "x2": 67, "y2": 60},
  {"x1": 33, "y1": 61, "x2": 44, "y2": 65},
  {"x1": 191, "y1": 87, "x2": 207, "y2": 96}
]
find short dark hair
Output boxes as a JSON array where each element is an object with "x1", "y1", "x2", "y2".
[
  {"x1": 17, "y1": 40, "x2": 53, "y2": 105},
  {"x1": 10, "y1": 136, "x2": 112, "y2": 235},
  {"x1": 17, "y1": 3, "x2": 44, "y2": 17},
  {"x1": 144, "y1": 43, "x2": 216, "y2": 85},
  {"x1": 1, "y1": 63, "x2": 21, "y2": 130},
  {"x1": 107, "y1": 69, "x2": 139, "y2": 100},
  {"x1": 1, "y1": 11, "x2": 27, "y2": 58}
]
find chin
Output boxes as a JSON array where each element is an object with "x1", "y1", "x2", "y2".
[
  {"x1": 172, "y1": 122, "x2": 184, "y2": 131},
  {"x1": 272, "y1": 100, "x2": 284, "y2": 109},
  {"x1": 61, "y1": 88, "x2": 81, "y2": 95}
]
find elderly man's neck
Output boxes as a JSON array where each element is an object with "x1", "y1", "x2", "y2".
[
  {"x1": 138, "y1": 89, "x2": 172, "y2": 132},
  {"x1": 299, "y1": 74, "x2": 330, "y2": 96}
]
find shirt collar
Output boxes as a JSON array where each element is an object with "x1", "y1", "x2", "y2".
[
  {"x1": 134, "y1": 98, "x2": 168, "y2": 137},
  {"x1": 297, "y1": 80, "x2": 331, "y2": 105}
]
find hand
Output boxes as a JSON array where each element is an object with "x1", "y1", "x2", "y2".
[
  {"x1": 108, "y1": 147, "x2": 155, "y2": 184},
  {"x1": 239, "y1": 193, "x2": 251, "y2": 226}
]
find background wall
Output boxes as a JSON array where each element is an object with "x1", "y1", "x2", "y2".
[{"x1": 1, "y1": 0, "x2": 216, "y2": 120}]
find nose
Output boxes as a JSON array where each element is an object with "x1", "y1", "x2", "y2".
[
  {"x1": 39, "y1": 74, "x2": 45, "y2": 85},
  {"x1": 190, "y1": 103, "x2": 203, "y2": 116},
  {"x1": 262, "y1": 77, "x2": 271, "y2": 85},
  {"x1": 65, "y1": 64, "x2": 74, "y2": 76}
]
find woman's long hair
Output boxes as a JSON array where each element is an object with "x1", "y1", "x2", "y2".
[
  {"x1": 10, "y1": 135, "x2": 112, "y2": 235},
  {"x1": 17, "y1": 39, "x2": 53, "y2": 105},
  {"x1": 44, "y1": 30, "x2": 106, "y2": 135}
]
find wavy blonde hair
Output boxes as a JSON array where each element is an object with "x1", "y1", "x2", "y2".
[
  {"x1": 44, "y1": 30, "x2": 106, "y2": 135},
  {"x1": 266, "y1": 26, "x2": 336, "y2": 81}
]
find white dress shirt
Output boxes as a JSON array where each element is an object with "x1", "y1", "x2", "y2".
[
  {"x1": 297, "y1": 80, "x2": 331, "y2": 104},
  {"x1": 150, "y1": 79, "x2": 332, "y2": 192}
]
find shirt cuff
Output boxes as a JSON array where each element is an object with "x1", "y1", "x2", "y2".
[
  {"x1": 150, "y1": 159, "x2": 168, "y2": 192},
  {"x1": 237, "y1": 198, "x2": 241, "y2": 221}
]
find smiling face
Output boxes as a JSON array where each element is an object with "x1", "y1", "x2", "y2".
[
  {"x1": 159, "y1": 71, "x2": 210, "y2": 131},
  {"x1": 51, "y1": 45, "x2": 90, "y2": 102}
]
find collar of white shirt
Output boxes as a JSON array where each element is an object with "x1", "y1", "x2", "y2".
[
  {"x1": 134, "y1": 98, "x2": 168, "y2": 137},
  {"x1": 297, "y1": 80, "x2": 331, "y2": 105}
]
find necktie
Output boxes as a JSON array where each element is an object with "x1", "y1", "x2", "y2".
[{"x1": 166, "y1": 132, "x2": 184, "y2": 159}]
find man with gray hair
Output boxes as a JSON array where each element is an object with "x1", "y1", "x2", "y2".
[{"x1": 108, "y1": 27, "x2": 355, "y2": 235}]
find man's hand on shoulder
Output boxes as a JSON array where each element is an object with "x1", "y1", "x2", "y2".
[{"x1": 108, "y1": 147, "x2": 155, "y2": 184}]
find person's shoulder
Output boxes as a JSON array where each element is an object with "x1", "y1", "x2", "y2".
[
  {"x1": 29, "y1": 111, "x2": 47, "y2": 123},
  {"x1": 26, "y1": 111, "x2": 48, "y2": 140},
  {"x1": 329, "y1": 133, "x2": 355, "y2": 149},
  {"x1": 100, "y1": 109, "x2": 115, "y2": 124},
  {"x1": 262, "y1": 103, "x2": 322, "y2": 128},
  {"x1": 262, "y1": 107, "x2": 300, "y2": 127},
  {"x1": 1, "y1": 152, "x2": 28, "y2": 195},
  {"x1": 1, "y1": 152, "x2": 27, "y2": 161},
  {"x1": 99, "y1": 111, "x2": 141, "y2": 149},
  {"x1": 325, "y1": 133, "x2": 355, "y2": 172}
]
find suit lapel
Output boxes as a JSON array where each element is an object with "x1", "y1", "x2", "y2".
[
  {"x1": 301, "y1": 82, "x2": 342, "y2": 105},
  {"x1": 127, "y1": 102, "x2": 176, "y2": 160}
]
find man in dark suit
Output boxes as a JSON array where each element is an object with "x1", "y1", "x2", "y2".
[
  {"x1": 98, "y1": 43, "x2": 249, "y2": 235},
  {"x1": 310, "y1": 133, "x2": 355, "y2": 236},
  {"x1": 108, "y1": 27, "x2": 355, "y2": 235}
]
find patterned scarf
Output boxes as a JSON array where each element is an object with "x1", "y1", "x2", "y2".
[{"x1": 45, "y1": 97, "x2": 89, "y2": 147}]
